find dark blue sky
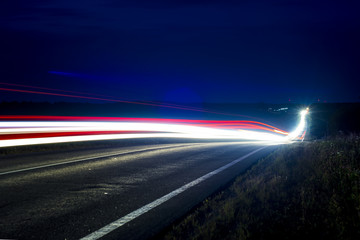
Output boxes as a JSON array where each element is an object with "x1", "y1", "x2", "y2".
[{"x1": 1, "y1": 0, "x2": 359, "y2": 103}]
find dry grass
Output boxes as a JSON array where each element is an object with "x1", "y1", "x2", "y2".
[{"x1": 163, "y1": 135, "x2": 360, "y2": 240}]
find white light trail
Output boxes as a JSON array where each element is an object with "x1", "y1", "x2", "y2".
[
  {"x1": 0, "y1": 111, "x2": 309, "y2": 147},
  {"x1": 287, "y1": 108, "x2": 309, "y2": 140}
]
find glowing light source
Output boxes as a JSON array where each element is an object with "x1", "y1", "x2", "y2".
[
  {"x1": 0, "y1": 112, "x2": 309, "y2": 147},
  {"x1": 287, "y1": 108, "x2": 309, "y2": 141},
  {"x1": 0, "y1": 83, "x2": 281, "y2": 121}
]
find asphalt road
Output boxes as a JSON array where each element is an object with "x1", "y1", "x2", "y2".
[{"x1": 0, "y1": 139, "x2": 279, "y2": 240}]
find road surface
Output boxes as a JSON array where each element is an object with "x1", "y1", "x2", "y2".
[{"x1": 0, "y1": 139, "x2": 279, "y2": 240}]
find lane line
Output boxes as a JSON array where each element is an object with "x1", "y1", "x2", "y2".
[
  {"x1": 0, "y1": 143, "x2": 199, "y2": 176},
  {"x1": 80, "y1": 146, "x2": 267, "y2": 240}
]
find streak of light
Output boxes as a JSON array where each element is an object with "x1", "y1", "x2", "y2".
[
  {"x1": 0, "y1": 87, "x2": 198, "y2": 110},
  {"x1": 0, "y1": 87, "x2": 234, "y2": 116},
  {"x1": 0, "y1": 85, "x2": 273, "y2": 122},
  {"x1": 0, "y1": 82, "x2": 211, "y2": 116},
  {"x1": 0, "y1": 82, "x2": 204, "y2": 112},
  {"x1": 0, "y1": 82, "x2": 111, "y2": 98},
  {"x1": 0, "y1": 121, "x2": 287, "y2": 147},
  {"x1": 0, "y1": 132, "x2": 287, "y2": 148},
  {"x1": 0, "y1": 116, "x2": 287, "y2": 133},
  {"x1": 0, "y1": 131, "x2": 155, "y2": 140},
  {"x1": 0, "y1": 121, "x2": 282, "y2": 135},
  {"x1": 287, "y1": 108, "x2": 309, "y2": 140},
  {"x1": 0, "y1": 110, "x2": 309, "y2": 147}
]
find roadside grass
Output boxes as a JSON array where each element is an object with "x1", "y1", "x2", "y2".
[{"x1": 163, "y1": 135, "x2": 360, "y2": 240}]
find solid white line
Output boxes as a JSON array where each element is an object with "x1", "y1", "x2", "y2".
[
  {"x1": 80, "y1": 146, "x2": 267, "y2": 240},
  {"x1": 0, "y1": 144, "x2": 196, "y2": 176}
]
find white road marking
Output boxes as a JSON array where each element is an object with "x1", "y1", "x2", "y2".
[
  {"x1": 0, "y1": 144, "x2": 197, "y2": 176},
  {"x1": 80, "y1": 146, "x2": 267, "y2": 240}
]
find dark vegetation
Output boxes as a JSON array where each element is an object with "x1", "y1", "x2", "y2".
[
  {"x1": 159, "y1": 103, "x2": 360, "y2": 240},
  {"x1": 162, "y1": 136, "x2": 360, "y2": 240}
]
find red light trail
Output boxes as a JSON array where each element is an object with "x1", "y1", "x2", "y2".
[
  {"x1": 0, "y1": 115, "x2": 296, "y2": 147},
  {"x1": 0, "y1": 115, "x2": 287, "y2": 134},
  {"x1": 0, "y1": 84, "x2": 310, "y2": 147},
  {"x1": 0, "y1": 83, "x2": 270, "y2": 121}
]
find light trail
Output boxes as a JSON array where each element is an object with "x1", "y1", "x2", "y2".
[
  {"x1": 0, "y1": 86, "x2": 244, "y2": 118},
  {"x1": 0, "y1": 110, "x2": 308, "y2": 147},
  {"x1": 0, "y1": 87, "x2": 190, "y2": 109},
  {"x1": 288, "y1": 108, "x2": 308, "y2": 140},
  {"x1": 0, "y1": 116, "x2": 286, "y2": 133},
  {"x1": 0, "y1": 84, "x2": 273, "y2": 121},
  {"x1": 0, "y1": 82, "x2": 205, "y2": 112}
]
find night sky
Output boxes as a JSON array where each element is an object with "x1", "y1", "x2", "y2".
[{"x1": 1, "y1": 0, "x2": 360, "y2": 104}]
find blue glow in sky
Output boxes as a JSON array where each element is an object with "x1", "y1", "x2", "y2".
[{"x1": 1, "y1": 0, "x2": 359, "y2": 103}]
